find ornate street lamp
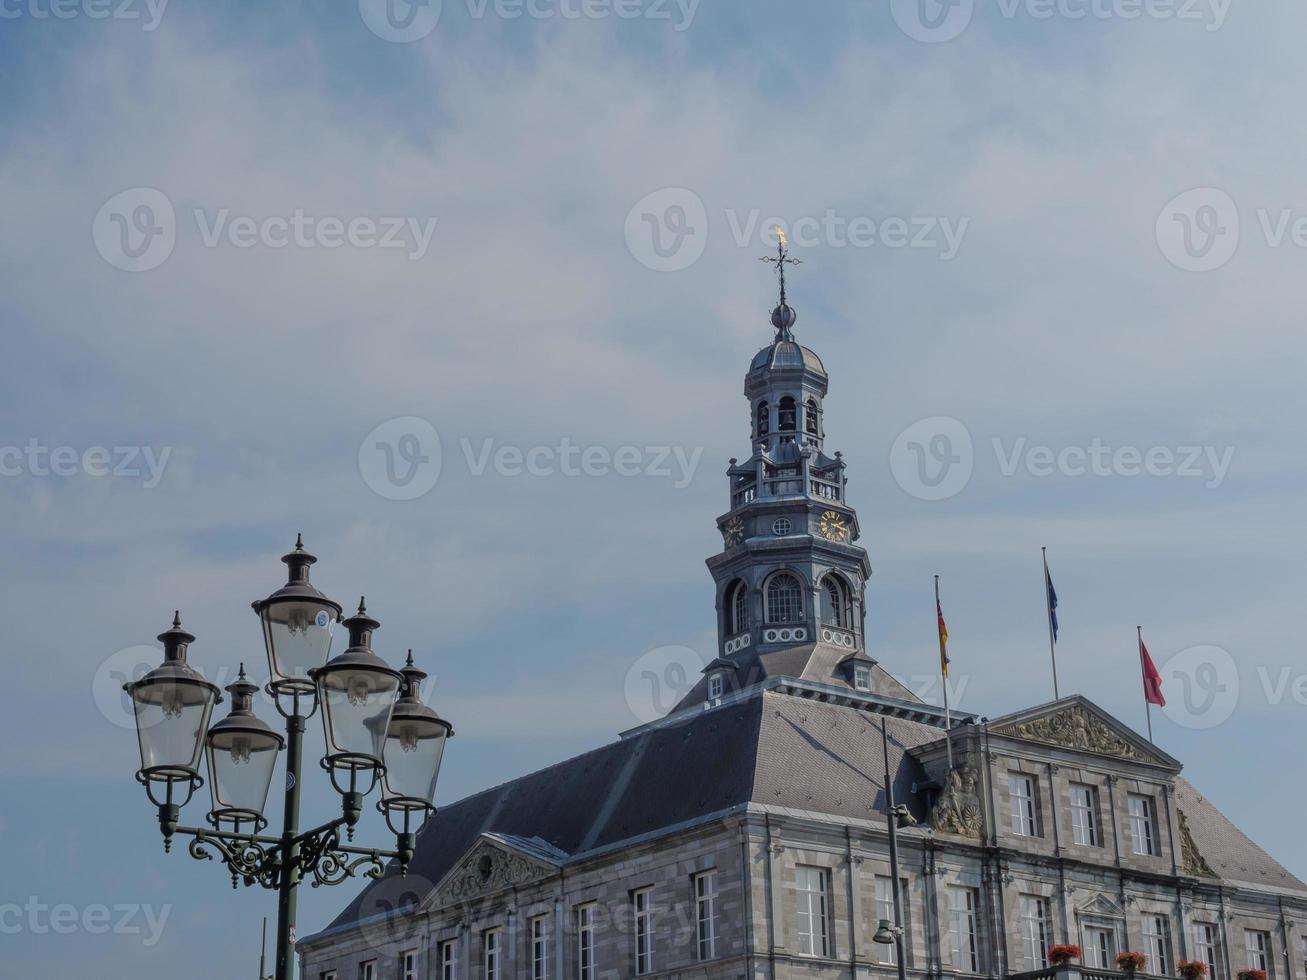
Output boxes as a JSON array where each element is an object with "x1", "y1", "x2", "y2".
[
  {"x1": 252, "y1": 535, "x2": 342, "y2": 695},
  {"x1": 125, "y1": 612, "x2": 222, "y2": 842},
  {"x1": 124, "y1": 538, "x2": 451, "y2": 980},
  {"x1": 205, "y1": 665, "x2": 284, "y2": 833},
  {"x1": 379, "y1": 651, "x2": 453, "y2": 865}
]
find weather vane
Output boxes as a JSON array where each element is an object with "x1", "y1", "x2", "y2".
[{"x1": 760, "y1": 225, "x2": 802, "y2": 308}]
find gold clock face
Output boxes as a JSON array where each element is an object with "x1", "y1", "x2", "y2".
[
  {"x1": 722, "y1": 516, "x2": 745, "y2": 548},
  {"x1": 819, "y1": 510, "x2": 849, "y2": 542}
]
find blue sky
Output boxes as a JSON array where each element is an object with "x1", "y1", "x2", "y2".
[{"x1": 4, "y1": 0, "x2": 1307, "y2": 975}]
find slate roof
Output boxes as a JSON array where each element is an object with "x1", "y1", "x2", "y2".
[{"x1": 313, "y1": 688, "x2": 1306, "y2": 943}]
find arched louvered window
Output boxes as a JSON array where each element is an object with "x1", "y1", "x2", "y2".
[
  {"x1": 765, "y1": 573, "x2": 804, "y2": 624},
  {"x1": 821, "y1": 576, "x2": 850, "y2": 628},
  {"x1": 756, "y1": 401, "x2": 770, "y2": 439},
  {"x1": 806, "y1": 398, "x2": 820, "y2": 436},
  {"x1": 778, "y1": 396, "x2": 797, "y2": 432},
  {"x1": 729, "y1": 581, "x2": 749, "y2": 635}
]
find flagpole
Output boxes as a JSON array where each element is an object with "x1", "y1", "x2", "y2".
[
  {"x1": 1043, "y1": 547, "x2": 1061, "y2": 701},
  {"x1": 1138, "y1": 625, "x2": 1154, "y2": 743},
  {"x1": 937, "y1": 575, "x2": 953, "y2": 771}
]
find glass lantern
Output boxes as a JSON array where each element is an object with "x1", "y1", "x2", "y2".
[
  {"x1": 205, "y1": 664, "x2": 284, "y2": 832},
  {"x1": 381, "y1": 651, "x2": 453, "y2": 821},
  {"x1": 252, "y1": 535, "x2": 343, "y2": 695}
]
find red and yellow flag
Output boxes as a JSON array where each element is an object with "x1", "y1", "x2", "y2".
[{"x1": 937, "y1": 593, "x2": 950, "y2": 678}]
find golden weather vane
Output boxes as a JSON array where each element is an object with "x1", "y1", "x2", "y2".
[{"x1": 759, "y1": 225, "x2": 803, "y2": 309}]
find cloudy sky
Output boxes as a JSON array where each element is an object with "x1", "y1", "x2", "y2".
[{"x1": 4, "y1": 0, "x2": 1306, "y2": 975}]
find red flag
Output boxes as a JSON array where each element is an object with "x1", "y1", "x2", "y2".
[{"x1": 1140, "y1": 637, "x2": 1166, "y2": 707}]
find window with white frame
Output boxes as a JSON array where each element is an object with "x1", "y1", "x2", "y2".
[
  {"x1": 875, "y1": 876, "x2": 899, "y2": 965},
  {"x1": 1010, "y1": 774, "x2": 1039, "y2": 837},
  {"x1": 400, "y1": 949, "x2": 418, "y2": 980},
  {"x1": 1019, "y1": 895, "x2": 1051, "y2": 970},
  {"x1": 439, "y1": 940, "x2": 458, "y2": 980},
  {"x1": 695, "y1": 870, "x2": 720, "y2": 961},
  {"x1": 765, "y1": 573, "x2": 804, "y2": 624},
  {"x1": 1245, "y1": 930, "x2": 1272, "y2": 977},
  {"x1": 1070, "y1": 784, "x2": 1101, "y2": 847},
  {"x1": 531, "y1": 915, "x2": 550, "y2": 980},
  {"x1": 1083, "y1": 926, "x2": 1116, "y2": 969},
  {"x1": 359, "y1": 962, "x2": 376, "y2": 980},
  {"x1": 1195, "y1": 923, "x2": 1221, "y2": 980},
  {"x1": 484, "y1": 929, "x2": 502, "y2": 980},
  {"x1": 708, "y1": 673, "x2": 725, "y2": 701},
  {"x1": 633, "y1": 887, "x2": 655, "y2": 975},
  {"x1": 1129, "y1": 795, "x2": 1159, "y2": 856},
  {"x1": 853, "y1": 664, "x2": 872, "y2": 692},
  {"x1": 1143, "y1": 914, "x2": 1171, "y2": 975},
  {"x1": 947, "y1": 886, "x2": 981, "y2": 973},
  {"x1": 576, "y1": 904, "x2": 598, "y2": 980},
  {"x1": 795, "y1": 866, "x2": 830, "y2": 958}
]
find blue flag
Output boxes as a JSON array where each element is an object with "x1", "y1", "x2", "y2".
[{"x1": 1045, "y1": 562, "x2": 1059, "y2": 643}]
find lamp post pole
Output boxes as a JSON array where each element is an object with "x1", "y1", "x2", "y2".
[
  {"x1": 275, "y1": 709, "x2": 305, "y2": 980},
  {"x1": 881, "y1": 717, "x2": 909, "y2": 980}
]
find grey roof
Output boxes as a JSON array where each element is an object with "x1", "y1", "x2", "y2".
[
  {"x1": 749, "y1": 340, "x2": 826, "y2": 376},
  {"x1": 1175, "y1": 777, "x2": 1307, "y2": 893}
]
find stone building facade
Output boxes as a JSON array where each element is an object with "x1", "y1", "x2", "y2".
[{"x1": 300, "y1": 289, "x2": 1307, "y2": 980}]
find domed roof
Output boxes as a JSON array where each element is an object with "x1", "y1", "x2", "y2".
[{"x1": 749, "y1": 340, "x2": 827, "y2": 377}]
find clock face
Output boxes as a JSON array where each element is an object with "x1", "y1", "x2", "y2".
[
  {"x1": 819, "y1": 509, "x2": 849, "y2": 542},
  {"x1": 722, "y1": 516, "x2": 745, "y2": 548}
]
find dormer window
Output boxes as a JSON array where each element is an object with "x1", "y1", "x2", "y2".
[
  {"x1": 778, "y1": 396, "x2": 797, "y2": 432},
  {"x1": 765, "y1": 573, "x2": 804, "y2": 624},
  {"x1": 708, "y1": 673, "x2": 725, "y2": 700},
  {"x1": 853, "y1": 664, "x2": 872, "y2": 692}
]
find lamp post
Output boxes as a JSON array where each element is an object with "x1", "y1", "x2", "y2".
[
  {"x1": 124, "y1": 537, "x2": 453, "y2": 980},
  {"x1": 871, "y1": 716, "x2": 912, "y2": 980}
]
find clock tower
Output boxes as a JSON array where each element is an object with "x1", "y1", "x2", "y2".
[{"x1": 696, "y1": 235, "x2": 909, "y2": 705}]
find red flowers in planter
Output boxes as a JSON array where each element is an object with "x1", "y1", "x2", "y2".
[
  {"x1": 1050, "y1": 946, "x2": 1083, "y2": 966},
  {"x1": 1118, "y1": 952, "x2": 1149, "y2": 973},
  {"x1": 1178, "y1": 961, "x2": 1210, "y2": 980},
  {"x1": 1237, "y1": 971, "x2": 1268, "y2": 980}
]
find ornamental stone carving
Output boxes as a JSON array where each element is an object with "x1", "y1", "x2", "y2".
[
  {"x1": 930, "y1": 759, "x2": 984, "y2": 839},
  {"x1": 1178, "y1": 809, "x2": 1217, "y2": 878},
  {"x1": 432, "y1": 843, "x2": 556, "y2": 907},
  {"x1": 997, "y1": 706, "x2": 1141, "y2": 760}
]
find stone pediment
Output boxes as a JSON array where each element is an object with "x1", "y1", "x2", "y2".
[
  {"x1": 429, "y1": 835, "x2": 566, "y2": 909},
  {"x1": 1076, "y1": 894, "x2": 1125, "y2": 920},
  {"x1": 991, "y1": 698, "x2": 1179, "y2": 769}
]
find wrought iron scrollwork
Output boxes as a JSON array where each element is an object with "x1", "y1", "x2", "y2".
[{"x1": 187, "y1": 831, "x2": 282, "y2": 889}]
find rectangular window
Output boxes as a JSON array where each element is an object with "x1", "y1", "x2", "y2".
[
  {"x1": 1143, "y1": 915, "x2": 1171, "y2": 975},
  {"x1": 1019, "y1": 895, "x2": 1051, "y2": 970},
  {"x1": 1070, "y1": 784, "x2": 1100, "y2": 847},
  {"x1": 695, "y1": 870, "x2": 720, "y2": 961},
  {"x1": 322, "y1": 973, "x2": 337, "y2": 980},
  {"x1": 708, "y1": 673, "x2": 724, "y2": 700},
  {"x1": 439, "y1": 940, "x2": 458, "y2": 980},
  {"x1": 576, "y1": 905, "x2": 597, "y2": 980},
  {"x1": 360, "y1": 963, "x2": 376, "y2": 980},
  {"x1": 531, "y1": 916, "x2": 551, "y2": 980},
  {"x1": 1245, "y1": 930, "x2": 1271, "y2": 977},
  {"x1": 854, "y1": 664, "x2": 872, "y2": 692},
  {"x1": 400, "y1": 950, "x2": 418, "y2": 980},
  {"x1": 634, "y1": 887, "x2": 655, "y2": 976},
  {"x1": 1010, "y1": 775, "x2": 1039, "y2": 837},
  {"x1": 795, "y1": 866, "x2": 830, "y2": 958},
  {"x1": 484, "y1": 929, "x2": 501, "y2": 980},
  {"x1": 1129, "y1": 795, "x2": 1159, "y2": 856},
  {"x1": 875, "y1": 876, "x2": 899, "y2": 965},
  {"x1": 947, "y1": 886, "x2": 981, "y2": 973},
  {"x1": 1084, "y1": 927, "x2": 1116, "y2": 969},
  {"x1": 1195, "y1": 923, "x2": 1221, "y2": 980}
]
